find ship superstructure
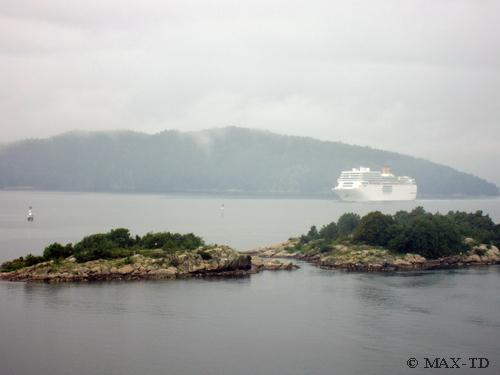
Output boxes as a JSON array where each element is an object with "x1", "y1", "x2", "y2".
[{"x1": 333, "y1": 167, "x2": 417, "y2": 201}]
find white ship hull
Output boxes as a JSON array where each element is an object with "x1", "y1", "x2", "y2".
[{"x1": 334, "y1": 184, "x2": 417, "y2": 202}]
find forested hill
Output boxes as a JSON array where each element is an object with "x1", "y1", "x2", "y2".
[{"x1": 0, "y1": 127, "x2": 497, "y2": 197}]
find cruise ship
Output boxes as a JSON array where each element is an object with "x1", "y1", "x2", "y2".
[{"x1": 333, "y1": 167, "x2": 417, "y2": 201}]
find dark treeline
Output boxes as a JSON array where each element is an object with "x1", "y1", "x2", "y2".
[
  {"x1": 0, "y1": 127, "x2": 497, "y2": 197},
  {"x1": 298, "y1": 208, "x2": 500, "y2": 258},
  {"x1": 0, "y1": 229, "x2": 204, "y2": 272}
]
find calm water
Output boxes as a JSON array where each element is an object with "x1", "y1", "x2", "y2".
[
  {"x1": 1, "y1": 191, "x2": 500, "y2": 261},
  {"x1": 1, "y1": 191, "x2": 499, "y2": 374}
]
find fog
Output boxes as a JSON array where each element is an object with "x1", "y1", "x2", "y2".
[{"x1": 0, "y1": 0, "x2": 499, "y2": 184}]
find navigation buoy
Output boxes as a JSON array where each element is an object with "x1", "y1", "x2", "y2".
[
  {"x1": 27, "y1": 206, "x2": 34, "y2": 222},
  {"x1": 220, "y1": 203, "x2": 225, "y2": 217}
]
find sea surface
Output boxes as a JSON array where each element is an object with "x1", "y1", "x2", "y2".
[{"x1": 1, "y1": 191, "x2": 499, "y2": 374}]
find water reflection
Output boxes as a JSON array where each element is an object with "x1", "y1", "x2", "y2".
[
  {"x1": 1, "y1": 191, "x2": 499, "y2": 375},
  {"x1": 1, "y1": 265, "x2": 499, "y2": 375}
]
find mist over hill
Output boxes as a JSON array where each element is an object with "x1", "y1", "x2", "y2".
[{"x1": 0, "y1": 127, "x2": 497, "y2": 197}]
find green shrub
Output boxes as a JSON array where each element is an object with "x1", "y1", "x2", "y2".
[
  {"x1": 139, "y1": 231, "x2": 204, "y2": 250},
  {"x1": 73, "y1": 233, "x2": 114, "y2": 262},
  {"x1": 62, "y1": 229, "x2": 205, "y2": 262},
  {"x1": 388, "y1": 214, "x2": 466, "y2": 258},
  {"x1": 446, "y1": 210, "x2": 497, "y2": 244},
  {"x1": 43, "y1": 242, "x2": 73, "y2": 260},
  {"x1": 25, "y1": 254, "x2": 45, "y2": 266},
  {"x1": 2, "y1": 228, "x2": 207, "y2": 267},
  {"x1": 319, "y1": 222, "x2": 338, "y2": 241},
  {"x1": 299, "y1": 225, "x2": 320, "y2": 244},
  {"x1": 108, "y1": 228, "x2": 135, "y2": 248},
  {"x1": 110, "y1": 248, "x2": 134, "y2": 258},
  {"x1": 1, "y1": 257, "x2": 27, "y2": 272},
  {"x1": 319, "y1": 244, "x2": 332, "y2": 253},
  {"x1": 1, "y1": 253, "x2": 46, "y2": 272},
  {"x1": 135, "y1": 249, "x2": 166, "y2": 258}
]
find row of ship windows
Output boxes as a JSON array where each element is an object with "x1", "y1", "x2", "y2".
[
  {"x1": 340, "y1": 176, "x2": 401, "y2": 178},
  {"x1": 339, "y1": 175, "x2": 381, "y2": 178},
  {"x1": 340, "y1": 179, "x2": 400, "y2": 183},
  {"x1": 342, "y1": 183, "x2": 394, "y2": 191},
  {"x1": 339, "y1": 178, "x2": 399, "y2": 181},
  {"x1": 340, "y1": 172, "x2": 381, "y2": 176}
]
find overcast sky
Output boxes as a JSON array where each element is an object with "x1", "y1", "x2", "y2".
[{"x1": 1, "y1": 0, "x2": 499, "y2": 184}]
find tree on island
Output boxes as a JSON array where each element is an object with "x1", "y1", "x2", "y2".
[
  {"x1": 319, "y1": 222, "x2": 338, "y2": 241},
  {"x1": 292, "y1": 207, "x2": 500, "y2": 259},
  {"x1": 0, "y1": 228, "x2": 205, "y2": 272},
  {"x1": 336, "y1": 213, "x2": 360, "y2": 237},
  {"x1": 353, "y1": 211, "x2": 393, "y2": 246},
  {"x1": 388, "y1": 214, "x2": 466, "y2": 258}
]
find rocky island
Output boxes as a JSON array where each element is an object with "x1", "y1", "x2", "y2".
[
  {"x1": 251, "y1": 208, "x2": 500, "y2": 272},
  {"x1": 0, "y1": 229, "x2": 298, "y2": 283},
  {"x1": 2, "y1": 208, "x2": 499, "y2": 281}
]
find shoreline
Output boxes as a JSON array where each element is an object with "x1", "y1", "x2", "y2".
[
  {"x1": 3, "y1": 240, "x2": 499, "y2": 282},
  {"x1": 249, "y1": 241, "x2": 500, "y2": 273},
  {"x1": 0, "y1": 249, "x2": 299, "y2": 283},
  {"x1": 1, "y1": 189, "x2": 498, "y2": 201}
]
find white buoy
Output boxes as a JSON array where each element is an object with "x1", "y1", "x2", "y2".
[{"x1": 27, "y1": 206, "x2": 34, "y2": 222}]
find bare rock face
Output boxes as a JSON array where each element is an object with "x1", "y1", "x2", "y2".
[
  {"x1": 464, "y1": 254, "x2": 482, "y2": 263},
  {"x1": 404, "y1": 254, "x2": 426, "y2": 264},
  {"x1": 118, "y1": 265, "x2": 134, "y2": 274},
  {"x1": 148, "y1": 267, "x2": 177, "y2": 279},
  {"x1": 248, "y1": 240, "x2": 299, "y2": 258},
  {"x1": 251, "y1": 256, "x2": 299, "y2": 271},
  {"x1": 227, "y1": 255, "x2": 252, "y2": 271},
  {"x1": 486, "y1": 246, "x2": 500, "y2": 261}
]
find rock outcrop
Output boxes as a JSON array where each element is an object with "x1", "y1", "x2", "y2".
[{"x1": 251, "y1": 256, "x2": 299, "y2": 271}]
